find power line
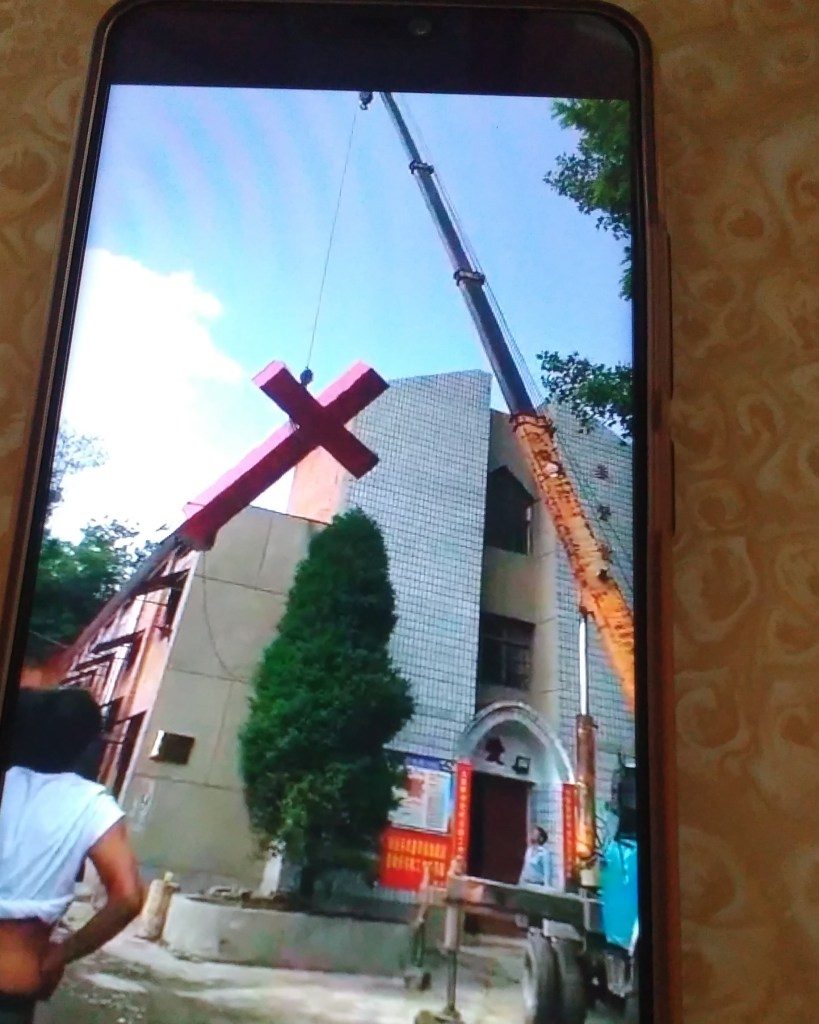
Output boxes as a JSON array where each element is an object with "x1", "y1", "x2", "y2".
[
  {"x1": 303, "y1": 107, "x2": 358, "y2": 379},
  {"x1": 28, "y1": 629, "x2": 73, "y2": 650}
]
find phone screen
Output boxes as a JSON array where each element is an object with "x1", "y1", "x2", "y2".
[{"x1": 1, "y1": 5, "x2": 655, "y2": 1023}]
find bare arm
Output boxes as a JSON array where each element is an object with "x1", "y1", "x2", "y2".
[
  {"x1": 61, "y1": 820, "x2": 145, "y2": 963},
  {"x1": 39, "y1": 820, "x2": 145, "y2": 996}
]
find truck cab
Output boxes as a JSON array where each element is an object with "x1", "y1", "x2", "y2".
[{"x1": 600, "y1": 760, "x2": 639, "y2": 953}]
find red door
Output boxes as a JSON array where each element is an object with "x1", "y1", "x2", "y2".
[
  {"x1": 469, "y1": 772, "x2": 531, "y2": 881},
  {"x1": 467, "y1": 772, "x2": 531, "y2": 935}
]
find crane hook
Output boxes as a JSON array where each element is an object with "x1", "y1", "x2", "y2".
[{"x1": 359, "y1": 91, "x2": 374, "y2": 111}]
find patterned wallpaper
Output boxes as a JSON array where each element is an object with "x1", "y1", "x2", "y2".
[{"x1": 1, "y1": 1, "x2": 817, "y2": 1020}]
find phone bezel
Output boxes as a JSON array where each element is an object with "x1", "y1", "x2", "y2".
[{"x1": 0, "y1": 3, "x2": 677, "y2": 1021}]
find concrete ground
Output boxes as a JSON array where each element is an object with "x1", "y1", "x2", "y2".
[{"x1": 36, "y1": 929, "x2": 620, "y2": 1024}]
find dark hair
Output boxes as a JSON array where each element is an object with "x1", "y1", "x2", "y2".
[
  {"x1": 5, "y1": 688, "x2": 103, "y2": 775},
  {"x1": 534, "y1": 826, "x2": 548, "y2": 844}
]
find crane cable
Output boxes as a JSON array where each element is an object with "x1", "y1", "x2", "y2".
[
  {"x1": 401, "y1": 96, "x2": 634, "y2": 600},
  {"x1": 301, "y1": 107, "x2": 359, "y2": 386}
]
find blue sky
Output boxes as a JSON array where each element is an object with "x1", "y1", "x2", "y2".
[{"x1": 52, "y1": 86, "x2": 631, "y2": 541}]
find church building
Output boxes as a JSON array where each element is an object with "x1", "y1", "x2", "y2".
[{"x1": 26, "y1": 369, "x2": 633, "y2": 899}]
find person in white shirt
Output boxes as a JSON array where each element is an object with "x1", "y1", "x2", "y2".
[
  {"x1": 0, "y1": 687, "x2": 144, "y2": 1023},
  {"x1": 518, "y1": 825, "x2": 554, "y2": 888}
]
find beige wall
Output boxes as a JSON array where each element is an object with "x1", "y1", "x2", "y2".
[
  {"x1": 289, "y1": 442, "x2": 350, "y2": 523},
  {"x1": 121, "y1": 506, "x2": 320, "y2": 887},
  {"x1": 480, "y1": 412, "x2": 560, "y2": 725}
]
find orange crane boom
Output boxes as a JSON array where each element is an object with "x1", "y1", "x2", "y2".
[
  {"x1": 361, "y1": 91, "x2": 634, "y2": 712},
  {"x1": 513, "y1": 414, "x2": 634, "y2": 711}
]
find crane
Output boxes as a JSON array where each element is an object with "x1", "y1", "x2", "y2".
[
  {"x1": 359, "y1": 91, "x2": 635, "y2": 716},
  {"x1": 359, "y1": 97, "x2": 646, "y2": 1020}
]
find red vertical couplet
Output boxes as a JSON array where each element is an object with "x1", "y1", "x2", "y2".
[
  {"x1": 450, "y1": 759, "x2": 474, "y2": 872},
  {"x1": 562, "y1": 782, "x2": 579, "y2": 886}
]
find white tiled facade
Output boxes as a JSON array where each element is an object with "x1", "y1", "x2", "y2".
[
  {"x1": 550, "y1": 405, "x2": 635, "y2": 806},
  {"x1": 342, "y1": 371, "x2": 493, "y2": 759},
  {"x1": 287, "y1": 369, "x2": 634, "y2": 888}
]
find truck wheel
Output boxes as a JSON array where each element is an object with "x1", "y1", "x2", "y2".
[
  {"x1": 553, "y1": 939, "x2": 587, "y2": 1024},
  {"x1": 523, "y1": 931, "x2": 558, "y2": 1024},
  {"x1": 624, "y1": 958, "x2": 639, "y2": 1024}
]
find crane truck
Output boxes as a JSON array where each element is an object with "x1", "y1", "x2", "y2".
[{"x1": 359, "y1": 91, "x2": 640, "y2": 1023}]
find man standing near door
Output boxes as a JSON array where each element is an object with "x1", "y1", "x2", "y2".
[{"x1": 518, "y1": 826, "x2": 554, "y2": 888}]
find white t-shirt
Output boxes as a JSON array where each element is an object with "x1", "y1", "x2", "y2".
[{"x1": 0, "y1": 766, "x2": 125, "y2": 924}]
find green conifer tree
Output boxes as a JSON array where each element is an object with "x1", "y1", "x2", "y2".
[{"x1": 239, "y1": 509, "x2": 414, "y2": 903}]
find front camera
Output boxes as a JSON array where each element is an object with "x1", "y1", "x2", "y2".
[{"x1": 407, "y1": 16, "x2": 433, "y2": 38}]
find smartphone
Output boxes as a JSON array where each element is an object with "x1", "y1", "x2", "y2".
[{"x1": 0, "y1": 2, "x2": 675, "y2": 1023}]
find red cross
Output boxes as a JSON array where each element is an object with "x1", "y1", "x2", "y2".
[{"x1": 180, "y1": 360, "x2": 387, "y2": 550}]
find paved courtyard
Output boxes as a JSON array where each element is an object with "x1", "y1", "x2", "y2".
[{"x1": 36, "y1": 929, "x2": 619, "y2": 1024}]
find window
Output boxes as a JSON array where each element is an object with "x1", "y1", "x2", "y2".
[
  {"x1": 100, "y1": 697, "x2": 123, "y2": 733},
  {"x1": 484, "y1": 467, "x2": 534, "y2": 554},
  {"x1": 132, "y1": 569, "x2": 189, "y2": 636},
  {"x1": 149, "y1": 731, "x2": 195, "y2": 765},
  {"x1": 162, "y1": 578, "x2": 186, "y2": 632},
  {"x1": 478, "y1": 614, "x2": 534, "y2": 690}
]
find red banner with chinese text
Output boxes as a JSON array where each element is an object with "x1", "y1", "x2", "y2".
[
  {"x1": 450, "y1": 759, "x2": 473, "y2": 870},
  {"x1": 379, "y1": 826, "x2": 451, "y2": 890},
  {"x1": 562, "y1": 782, "x2": 579, "y2": 885},
  {"x1": 379, "y1": 758, "x2": 474, "y2": 892}
]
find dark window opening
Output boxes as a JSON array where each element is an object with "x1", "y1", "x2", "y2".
[
  {"x1": 162, "y1": 581, "x2": 186, "y2": 633},
  {"x1": 110, "y1": 713, "x2": 146, "y2": 797},
  {"x1": 149, "y1": 730, "x2": 195, "y2": 765},
  {"x1": 478, "y1": 613, "x2": 534, "y2": 691},
  {"x1": 132, "y1": 569, "x2": 189, "y2": 636},
  {"x1": 92, "y1": 630, "x2": 143, "y2": 672},
  {"x1": 133, "y1": 569, "x2": 188, "y2": 598},
  {"x1": 595, "y1": 463, "x2": 610, "y2": 480},
  {"x1": 100, "y1": 697, "x2": 123, "y2": 734},
  {"x1": 484, "y1": 468, "x2": 534, "y2": 555},
  {"x1": 93, "y1": 630, "x2": 142, "y2": 655},
  {"x1": 597, "y1": 503, "x2": 612, "y2": 522},
  {"x1": 124, "y1": 634, "x2": 142, "y2": 670}
]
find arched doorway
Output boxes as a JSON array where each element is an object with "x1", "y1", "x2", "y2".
[{"x1": 457, "y1": 702, "x2": 574, "y2": 888}]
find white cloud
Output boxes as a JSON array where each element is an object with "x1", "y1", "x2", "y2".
[{"x1": 50, "y1": 249, "x2": 290, "y2": 542}]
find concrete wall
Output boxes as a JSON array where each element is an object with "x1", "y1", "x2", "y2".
[
  {"x1": 163, "y1": 894, "x2": 414, "y2": 976},
  {"x1": 121, "y1": 507, "x2": 321, "y2": 889},
  {"x1": 479, "y1": 411, "x2": 560, "y2": 728}
]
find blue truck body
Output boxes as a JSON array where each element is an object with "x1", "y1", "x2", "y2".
[{"x1": 599, "y1": 833, "x2": 639, "y2": 952}]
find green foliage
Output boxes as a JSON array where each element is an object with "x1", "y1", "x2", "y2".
[
  {"x1": 239, "y1": 509, "x2": 414, "y2": 901},
  {"x1": 26, "y1": 520, "x2": 156, "y2": 663},
  {"x1": 544, "y1": 99, "x2": 632, "y2": 299},
  {"x1": 25, "y1": 426, "x2": 157, "y2": 663},
  {"x1": 539, "y1": 350, "x2": 633, "y2": 439},
  {"x1": 47, "y1": 428, "x2": 105, "y2": 519}
]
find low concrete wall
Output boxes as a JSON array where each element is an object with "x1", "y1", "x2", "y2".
[{"x1": 162, "y1": 894, "x2": 413, "y2": 976}]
